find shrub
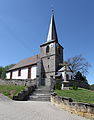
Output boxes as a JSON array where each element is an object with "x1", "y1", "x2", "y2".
[
  {"x1": 55, "y1": 83, "x2": 62, "y2": 90},
  {"x1": 69, "y1": 86, "x2": 78, "y2": 90},
  {"x1": 72, "y1": 86, "x2": 78, "y2": 90}
]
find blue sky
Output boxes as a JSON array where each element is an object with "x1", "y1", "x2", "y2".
[{"x1": 0, "y1": 0, "x2": 94, "y2": 84}]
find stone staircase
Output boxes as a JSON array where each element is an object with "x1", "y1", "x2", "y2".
[{"x1": 29, "y1": 86, "x2": 51, "y2": 101}]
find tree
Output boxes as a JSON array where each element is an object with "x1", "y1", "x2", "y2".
[
  {"x1": 0, "y1": 66, "x2": 4, "y2": 79},
  {"x1": 74, "y1": 71, "x2": 88, "y2": 83},
  {"x1": 90, "y1": 84, "x2": 94, "y2": 90},
  {"x1": 5, "y1": 64, "x2": 15, "y2": 71},
  {"x1": 0, "y1": 64, "x2": 15, "y2": 80},
  {"x1": 67, "y1": 55, "x2": 90, "y2": 75},
  {"x1": 1, "y1": 70, "x2": 6, "y2": 80}
]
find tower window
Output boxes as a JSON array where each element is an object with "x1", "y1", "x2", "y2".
[{"x1": 46, "y1": 46, "x2": 49, "y2": 53}]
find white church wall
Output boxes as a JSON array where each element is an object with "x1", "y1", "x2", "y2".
[
  {"x1": 12, "y1": 68, "x2": 28, "y2": 79},
  {"x1": 20, "y1": 68, "x2": 28, "y2": 79},
  {"x1": 6, "y1": 65, "x2": 37, "y2": 80},
  {"x1": 31, "y1": 65, "x2": 37, "y2": 79},
  {"x1": 6, "y1": 72, "x2": 10, "y2": 79}
]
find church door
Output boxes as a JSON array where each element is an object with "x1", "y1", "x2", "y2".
[{"x1": 41, "y1": 73, "x2": 45, "y2": 86}]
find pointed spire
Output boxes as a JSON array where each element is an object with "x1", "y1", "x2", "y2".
[{"x1": 47, "y1": 14, "x2": 58, "y2": 42}]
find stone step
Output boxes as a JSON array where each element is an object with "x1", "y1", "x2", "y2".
[
  {"x1": 36, "y1": 86, "x2": 50, "y2": 91},
  {"x1": 32, "y1": 88, "x2": 50, "y2": 91},
  {"x1": 28, "y1": 86, "x2": 51, "y2": 101},
  {"x1": 29, "y1": 95, "x2": 50, "y2": 99},
  {"x1": 35, "y1": 90, "x2": 50, "y2": 93},
  {"x1": 33, "y1": 93, "x2": 50, "y2": 96},
  {"x1": 33, "y1": 91, "x2": 50, "y2": 94},
  {"x1": 29, "y1": 95, "x2": 50, "y2": 101},
  {"x1": 29, "y1": 98, "x2": 50, "y2": 101},
  {"x1": 29, "y1": 94, "x2": 50, "y2": 99}
]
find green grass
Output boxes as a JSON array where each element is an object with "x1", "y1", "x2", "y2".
[
  {"x1": 55, "y1": 88, "x2": 94, "y2": 104},
  {"x1": 0, "y1": 85, "x2": 26, "y2": 99}
]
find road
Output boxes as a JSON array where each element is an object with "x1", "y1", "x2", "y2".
[{"x1": 0, "y1": 94, "x2": 87, "y2": 120}]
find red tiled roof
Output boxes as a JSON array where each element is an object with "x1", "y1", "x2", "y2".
[{"x1": 7, "y1": 54, "x2": 40, "y2": 71}]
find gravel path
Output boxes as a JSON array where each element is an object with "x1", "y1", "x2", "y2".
[{"x1": 0, "y1": 95, "x2": 88, "y2": 120}]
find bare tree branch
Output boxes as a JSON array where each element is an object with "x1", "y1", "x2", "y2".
[{"x1": 67, "y1": 55, "x2": 91, "y2": 75}]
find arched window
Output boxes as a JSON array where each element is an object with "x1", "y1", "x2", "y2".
[{"x1": 46, "y1": 46, "x2": 49, "y2": 53}]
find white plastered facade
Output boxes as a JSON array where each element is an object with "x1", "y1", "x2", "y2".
[{"x1": 6, "y1": 65, "x2": 37, "y2": 80}]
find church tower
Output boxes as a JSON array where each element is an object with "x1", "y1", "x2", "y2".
[{"x1": 39, "y1": 14, "x2": 64, "y2": 87}]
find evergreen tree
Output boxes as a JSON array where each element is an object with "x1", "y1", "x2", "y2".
[
  {"x1": 0, "y1": 67, "x2": 4, "y2": 79},
  {"x1": 90, "y1": 84, "x2": 94, "y2": 90},
  {"x1": 0, "y1": 64, "x2": 15, "y2": 80},
  {"x1": 74, "y1": 71, "x2": 88, "y2": 83}
]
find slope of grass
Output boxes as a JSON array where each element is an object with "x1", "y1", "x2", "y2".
[
  {"x1": 55, "y1": 88, "x2": 94, "y2": 104},
  {"x1": 0, "y1": 85, "x2": 26, "y2": 98}
]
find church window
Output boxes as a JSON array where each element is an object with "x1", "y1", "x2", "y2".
[
  {"x1": 28, "y1": 67, "x2": 31, "y2": 79},
  {"x1": 46, "y1": 46, "x2": 49, "y2": 53},
  {"x1": 10, "y1": 72, "x2": 12, "y2": 79},
  {"x1": 18, "y1": 69, "x2": 21, "y2": 76}
]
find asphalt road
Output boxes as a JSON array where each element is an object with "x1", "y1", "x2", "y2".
[{"x1": 0, "y1": 94, "x2": 88, "y2": 120}]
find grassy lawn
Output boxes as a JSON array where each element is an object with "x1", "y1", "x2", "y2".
[
  {"x1": 0, "y1": 85, "x2": 26, "y2": 99},
  {"x1": 55, "y1": 88, "x2": 94, "y2": 104}
]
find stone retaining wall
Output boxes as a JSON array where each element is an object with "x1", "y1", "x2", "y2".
[
  {"x1": 13, "y1": 85, "x2": 36, "y2": 101},
  {"x1": 51, "y1": 93, "x2": 94, "y2": 119},
  {"x1": 0, "y1": 79, "x2": 36, "y2": 87}
]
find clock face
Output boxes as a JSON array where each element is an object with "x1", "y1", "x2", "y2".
[{"x1": 49, "y1": 43, "x2": 54, "y2": 47}]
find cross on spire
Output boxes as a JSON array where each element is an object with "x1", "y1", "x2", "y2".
[
  {"x1": 47, "y1": 13, "x2": 58, "y2": 42},
  {"x1": 52, "y1": 9, "x2": 54, "y2": 15},
  {"x1": 51, "y1": 5, "x2": 54, "y2": 15}
]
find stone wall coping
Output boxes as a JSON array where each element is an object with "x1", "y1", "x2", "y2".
[
  {"x1": 51, "y1": 93, "x2": 94, "y2": 106},
  {"x1": 13, "y1": 85, "x2": 36, "y2": 101},
  {"x1": 51, "y1": 94, "x2": 94, "y2": 119}
]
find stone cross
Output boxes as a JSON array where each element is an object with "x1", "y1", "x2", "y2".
[{"x1": 59, "y1": 62, "x2": 71, "y2": 82}]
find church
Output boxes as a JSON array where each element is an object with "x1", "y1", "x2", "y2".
[{"x1": 6, "y1": 14, "x2": 73, "y2": 87}]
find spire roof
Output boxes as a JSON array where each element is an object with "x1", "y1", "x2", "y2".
[{"x1": 47, "y1": 15, "x2": 58, "y2": 42}]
